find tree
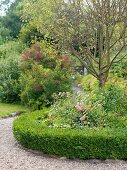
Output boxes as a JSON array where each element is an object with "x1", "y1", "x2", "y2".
[
  {"x1": 0, "y1": 0, "x2": 22, "y2": 39},
  {"x1": 21, "y1": 0, "x2": 127, "y2": 87}
]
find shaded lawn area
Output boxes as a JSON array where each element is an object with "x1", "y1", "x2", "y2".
[{"x1": 0, "y1": 103, "x2": 30, "y2": 117}]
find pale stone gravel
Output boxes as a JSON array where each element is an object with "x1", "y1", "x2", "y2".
[{"x1": 0, "y1": 117, "x2": 127, "y2": 170}]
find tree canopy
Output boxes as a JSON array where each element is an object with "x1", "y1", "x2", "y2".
[{"x1": 21, "y1": 0, "x2": 127, "y2": 86}]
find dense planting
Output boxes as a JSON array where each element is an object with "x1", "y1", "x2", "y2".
[
  {"x1": 1, "y1": 0, "x2": 127, "y2": 160},
  {"x1": 13, "y1": 110, "x2": 127, "y2": 159},
  {"x1": 0, "y1": 42, "x2": 72, "y2": 109}
]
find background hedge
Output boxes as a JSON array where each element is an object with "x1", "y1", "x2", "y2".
[{"x1": 13, "y1": 110, "x2": 127, "y2": 159}]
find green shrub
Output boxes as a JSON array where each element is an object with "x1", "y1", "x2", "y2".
[
  {"x1": 78, "y1": 74, "x2": 127, "y2": 94},
  {"x1": 19, "y1": 43, "x2": 72, "y2": 109},
  {"x1": 19, "y1": 22, "x2": 45, "y2": 45},
  {"x1": 77, "y1": 74, "x2": 127, "y2": 114},
  {"x1": 19, "y1": 63, "x2": 72, "y2": 109},
  {"x1": 92, "y1": 84, "x2": 127, "y2": 114},
  {"x1": 0, "y1": 25, "x2": 10, "y2": 44},
  {"x1": 13, "y1": 110, "x2": 127, "y2": 159},
  {"x1": 0, "y1": 56, "x2": 21, "y2": 103},
  {"x1": 111, "y1": 58, "x2": 127, "y2": 78},
  {"x1": 0, "y1": 41, "x2": 25, "y2": 59},
  {"x1": 79, "y1": 74, "x2": 98, "y2": 91}
]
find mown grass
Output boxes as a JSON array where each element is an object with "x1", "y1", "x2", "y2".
[{"x1": 0, "y1": 103, "x2": 30, "y2": 117}]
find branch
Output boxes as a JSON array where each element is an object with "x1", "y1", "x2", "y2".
[
  {"x1": 113, "y1": 53, "x2": 127, "y2": 63},
  {"x1": 102, "y1": 44, "x2": 127, "y2": 74}
]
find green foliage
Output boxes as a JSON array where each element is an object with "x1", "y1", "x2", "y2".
[
  {"x1": 21, "y1": 43, "x2": 57, "y2": 69},
  {"x1": 79, "y1": 73, "x2": 127, "y2": 95},
  {"x1": 19, "y1": 63, "x2": 71, "y2": 110},
  {"x1": 77, "y1": 74, "x2": 127, "y2": 114},
  {"x1": 93, "y1": 85, "x2": 127, "y2": 114},
  {"x1": 0, "y1": 40, "x2": 25, "y2": 59},
  {"x1": 13, "y1": 110, "x2": 127, "y2": 159},
  {"x1": 79, "y1": 74, "x2": 98, "y2": 91},
  {"x1": 19, "y1": 22, "x2": 45, "y2": 45},
  {"x1": 1, "y1": 0, "x2": 22, "y2": 39},
  {"x1": 0, "y1": 56, "x2": 21, "y2": 103},
  {"x1": 21, "y1": 42, "x2": 72, "y2": 69},
  {"x1": 0, "y1": 40, "x2": 24, "y2": 103},
  {"x1": 47, "y1": 91, "x2": 127, "y2": 129},
  {"x1": 19, "y1": 43, "x2": 72, "y2": 109},
  {"x1": 111, "y1": 59, "x2": 127, "y2": 79},
  {"x1": 0, "y1": 23, "x2": 10, "y2": 44}
]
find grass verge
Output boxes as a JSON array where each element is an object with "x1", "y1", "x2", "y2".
[{"x1": 0, "y1": 103, "x2": 30, "y2": 118}]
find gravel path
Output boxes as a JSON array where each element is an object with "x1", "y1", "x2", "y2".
[
  {"x1": 0, "y1": 117, "x2": 127, "y2": 170},
  {"x1": 72, "y1": 83, "x2": 86, "y2": 94}
]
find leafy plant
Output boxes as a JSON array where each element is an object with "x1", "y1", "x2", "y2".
[
  {"x1": 0, "y1": 56, "x2": 21, "y2": 103},
  {"x1": 19, "y1": 63, "x2": 72, "y2": 109}
]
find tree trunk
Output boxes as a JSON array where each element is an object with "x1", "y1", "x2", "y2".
[{"x1": 98, "y1": 74, "x2": 105, "y2": 88}]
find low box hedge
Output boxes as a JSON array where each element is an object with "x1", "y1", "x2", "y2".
[{"x1": 13, "y1": 110, "x2": 127, "y2": 159}]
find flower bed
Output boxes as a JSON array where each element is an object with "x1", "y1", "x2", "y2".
[{"x1": 13, "y1": 110, "x2": 127, "y2": 159}]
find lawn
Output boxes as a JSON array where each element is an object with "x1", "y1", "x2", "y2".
[{"x1": 0, "y1": 103, "x2": 30, "y2": 117}]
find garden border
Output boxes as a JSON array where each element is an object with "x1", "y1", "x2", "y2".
[{"x1": 13, "y1": 111, "x2": 127, "y2": 160}]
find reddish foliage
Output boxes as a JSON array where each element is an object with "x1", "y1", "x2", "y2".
[
  {"x1": 22, "y1": 43, "x2": 72, "y2": 70},
  {"x1": 22, "y1": 44, "x2": 43, "y2": 62}
]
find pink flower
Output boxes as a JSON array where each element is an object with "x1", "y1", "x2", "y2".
[
  {"x1": 75, "y1": 104, "x2": 84, "y2": 111},
  {"x1": 80, "y1": 115, "x2": 87, "y2": 121}
]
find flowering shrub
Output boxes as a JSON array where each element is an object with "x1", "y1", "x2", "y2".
[{"x1": 37, "y1": 88, "x2": 127, "y2": 129}]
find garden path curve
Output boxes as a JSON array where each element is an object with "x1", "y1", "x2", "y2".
[{"x1": 0, "y1": 117, "x2": 127, "y2": 170}]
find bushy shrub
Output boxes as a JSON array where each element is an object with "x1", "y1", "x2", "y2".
[
  {"x1": 0, "y1": 56, "x2": 21, "y2": 103},
  {"x1": 0, "y1": 41, "x2": 25, "y2": 59},
  {"x1": 19, "y1": 22, "x2": 45, "y2": 45},
  {"x1": 21, "y1": 42, "x2": 72, "y2": 70},
  {"x1": 78, "y1": 74, "x2": 127, "y2": 114},
  {"x1": 93, "y1": 84, "x2": 127, "y2": 114},
  {"x1": 49, "y1": 92, "x2": 105, "y2": 128},
  {"x1": 79, "y1": 74, "x2": 98, "y2": 91},
  {"x1": 106, "y1": 75, "x2": 127, "y2": 95},
  {"x1": 19, "y1": 43, "x2": 72, "y2": 109},
  {"x1": 0, "y1": 25, "x2": 10, "y2": 44},
  {"x1": 20, "y1": 63, "x2": 72, "y2": 110},
  {"x1": 111, "y1": 58, "x2": 127, "y2": 78},
  {"x1": 13, "y1": 110, "x2": 127, "y2": 159},
  {"x1": 78, "y1": 73, "x2": 127, "y2": 93},
  {"x1": 0, "y1": 40, "x2": 25, "y2": 103}
]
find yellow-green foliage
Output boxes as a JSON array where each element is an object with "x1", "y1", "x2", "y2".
[
  {"x1": 79, "y1": 74, "x2": 127, "y2": 93},
  {"x1": 0, "y1": 41, "x2": 25, "y2": 59},
  {"x1": 79, "y1": 74, "x2": 98, "y2": 91},
  {"x1": 106, "y1": 75, "x2": 127, "y2": 94}
]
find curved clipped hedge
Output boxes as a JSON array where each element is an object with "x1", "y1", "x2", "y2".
[{"x1": 13, "y1": 110, "x2": 127, "y2": 159}]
